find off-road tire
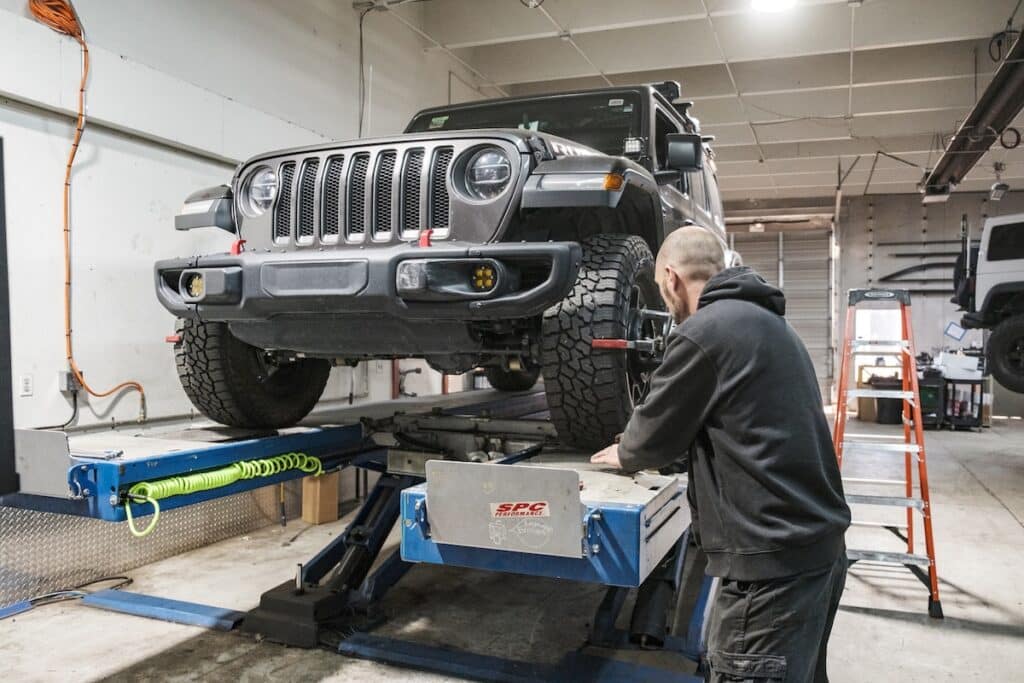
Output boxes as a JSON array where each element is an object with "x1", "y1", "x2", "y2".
[
  {"x1": 541, "y1": 234, "x2": 660, "y2": 449},
  {"x1": 174, "y1": 319, "x2": 331, "y2": 428},
  {"x1": 484, "y1": 365, "x2": 541, "y2": 392},
  {"x1": 987, "y1": 315, "x2": 1024, "y2": 393}
]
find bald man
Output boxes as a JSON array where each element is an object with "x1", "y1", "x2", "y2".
[{"x1": 592, "y1": 227, "x2": 851, "y2": 683}]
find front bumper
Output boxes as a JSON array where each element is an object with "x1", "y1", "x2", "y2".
[{"x1": 155, "y1": 241, "x2": 582, "y2": 323}]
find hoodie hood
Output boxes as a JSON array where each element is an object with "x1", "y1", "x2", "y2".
[{"x1": 698, "y1": 266, "x2": 786, "y2": 316}]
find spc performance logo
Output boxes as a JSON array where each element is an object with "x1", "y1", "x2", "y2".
[{"x1": 490, "y1": 501, "x2": 550, "y2": 518}]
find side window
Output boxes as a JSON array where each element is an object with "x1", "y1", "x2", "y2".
[
  {"x1": 704, "y1": 164, "x2": 722, "y2": 224},
  {"x1": 688, "y1": 169, "x2": 706, "y2": 212},
  {"x1": 988, "y1": 222, "x2": 1024, "y2": 261},
  {"x1": 654, "y1": 111, "x2": 679, "y2": 170}
]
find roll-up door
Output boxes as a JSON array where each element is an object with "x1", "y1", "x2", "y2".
[{"x1": 731, "y1": 230, "x2": 833, "y2": 397}]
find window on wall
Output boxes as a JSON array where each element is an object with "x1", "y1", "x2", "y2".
[{"x1": 987, "y1": 222, "x2": 1024, "y2": 261}]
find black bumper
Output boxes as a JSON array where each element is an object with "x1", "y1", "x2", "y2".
[{"x1": 155, "y1": 241, "x2": 581, "y2": 323}]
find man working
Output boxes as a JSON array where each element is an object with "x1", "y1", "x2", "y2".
[{"x1": 592, "y1": 226, "x2": 851, "y2": 683}]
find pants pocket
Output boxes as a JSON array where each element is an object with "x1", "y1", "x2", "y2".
[{"x1": 709, "y1": 650, "x2": 787, "y2": 682}]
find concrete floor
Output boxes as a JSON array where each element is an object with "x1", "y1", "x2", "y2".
[{"x1": 3, "y1": 419, "x2": 1024, "y2": 681}]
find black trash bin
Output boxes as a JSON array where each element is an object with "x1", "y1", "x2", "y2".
[
  {"x1": 871, "y1": 375, "x2": 903, "y2": 424},
  {"x1": 918, "y1": 370, "x2": 945, "y2": 428}
]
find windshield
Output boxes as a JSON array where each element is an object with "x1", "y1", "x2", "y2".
[{"x1": 406, "y1": 92, "x2": 644, "y2": 156}]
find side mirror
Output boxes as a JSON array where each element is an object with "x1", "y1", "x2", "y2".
[{"x1": 666, "y1": 133, "x2": 703, "y2": 172}]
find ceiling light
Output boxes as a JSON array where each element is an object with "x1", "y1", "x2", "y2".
[
  {"x1": 750, "y1": 222, "x2": 765, "y2": 233},
  {"x1": 752, "y1": 0, "x2": 796, "y2": 12}
]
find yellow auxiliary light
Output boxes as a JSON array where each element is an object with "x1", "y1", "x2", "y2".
[
  {"x1": 185, "y1": 273, "x2": 205, "y2": 298},
  {"x1": 472, "y1": 264, "x2": 496, "y2": 291}
]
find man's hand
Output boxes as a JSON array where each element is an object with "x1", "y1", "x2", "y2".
[{"x1": 591, "y1": 443, "x2": 622, "y2": 469}]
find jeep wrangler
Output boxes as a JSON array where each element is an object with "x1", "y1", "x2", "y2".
[
  {"x1": 155, "y1": 82, "x2": 733, "y2": 449},
  {"x1": 953, "y1": 211, "x2": 1024, "y2": 392}
]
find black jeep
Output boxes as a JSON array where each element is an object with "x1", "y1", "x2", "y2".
[{"x1": 155, "y1": 82, "x2": 731, "y2": 448}]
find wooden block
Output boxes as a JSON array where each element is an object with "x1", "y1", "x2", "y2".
[{"x1": 302, "y1": 471, "x2": 339, "y2": 525}]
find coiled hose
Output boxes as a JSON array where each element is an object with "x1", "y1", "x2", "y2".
[{"x1": 124, "y1": 452, "x2": 322, "y2": 537}]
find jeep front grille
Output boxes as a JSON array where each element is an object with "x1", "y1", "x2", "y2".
[
  {"x1": 373, "y1": 150, "x2": 397, "y2": 238},
  {"x1": 402, "y1": 149, "x2": 424, "y2": 236},
  {"x1": 274, "y1": 161, "x2": 295, "y2": 242},
  {"x1": 348, "y1": 153, "x2": 370, "y2": 238},
  {"x1": 430, "y1": 147, "x2": 453, "y2": 232},
  {"x1": 261, "y1": 140, "x2": 503, "y2": 247},
  {"x1": 322, "y1": 155, "x2": 344, "y2": 240},
  {"x1": 297, "y1": 158, "x2": 319, "y2": 242}
]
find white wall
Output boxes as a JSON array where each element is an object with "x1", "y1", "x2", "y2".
[
  {"x1": 837, "y1": 191, "x2": 1024, "y2": 414},
  {"x1": 0, "y1": 1, "x2": 485, "y2": 428}
]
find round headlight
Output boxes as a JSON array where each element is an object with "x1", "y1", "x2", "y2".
[
  {"x1": 241, "y1": 166, "x2": 278, "y2": 216},
  {"x1": 465, "y1": 148, "x2": 512, "y2": 200}
]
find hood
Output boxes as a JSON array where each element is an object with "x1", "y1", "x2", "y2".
[{"x1": 698, "y1": 266, "x2": 786, "y2": 316}]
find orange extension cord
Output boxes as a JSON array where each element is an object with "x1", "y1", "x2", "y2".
[{"x1": 29, "y1": 0, "x2": 146, "y2": 418}]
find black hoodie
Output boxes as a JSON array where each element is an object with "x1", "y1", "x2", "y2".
[{"x1": 618, "y1": 266, "x2": 851, "y2": 581}]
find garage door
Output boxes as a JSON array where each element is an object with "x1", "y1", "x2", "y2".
[{"x1": 731, "y1": 230, "x2": 834, "y2": 397}]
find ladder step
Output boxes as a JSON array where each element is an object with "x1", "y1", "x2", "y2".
[
  {"x1": 850, "y1": 339, "x2": 909, "y2": 348},
  {"x1": 850, "y1": 520, "x2": 909, "y2": 530},
  {"x1": 846, "y1": 494, "x2": 925, "y2": 509},
  {"x1": 847, "y1": 549, "x2": 931, "y2": 567},
  {"x1": 842, "y1": 441, "x2": 920, "y2": 453},
  {"x1": 842, "y1": 477, "x2": 906, "y2": 485},
  {"x1": 845, "y1": 389, "x2": 915, "y2": 400}
]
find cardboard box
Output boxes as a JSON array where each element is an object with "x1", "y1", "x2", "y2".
[{"x1": 302, "y1": 471, "x2": 340, "y2": 525}]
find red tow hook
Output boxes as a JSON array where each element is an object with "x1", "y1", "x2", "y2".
[
  {"x1": 230, "y1": 239, "x2": 247, "y2": 255},
  {"x1": 591, "y1": 339, "x2": 631, "y2": 350},
  {"x1": 165, "y1": 334, "x2": 182, "y2": 344},
  {"x1": 418, "y1": 228, "x2": 434, "y2": 247}
]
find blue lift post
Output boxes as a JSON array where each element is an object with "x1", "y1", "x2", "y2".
[{"x1": 2, "y1": 392, "x2": 712, "y2": 681}]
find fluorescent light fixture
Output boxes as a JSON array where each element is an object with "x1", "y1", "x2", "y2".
[
  {"x1": 752, "y1": 0, "x2": 796, "y2": 11},
  {"x1": 749, "y1": 222, "x2": 765, "y2": 233}
]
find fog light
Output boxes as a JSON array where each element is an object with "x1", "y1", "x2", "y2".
[
  {"x1": 472, "y1": 264, "x2": 496, "y2": 291},
  {"x1": 183, "y1": 273, "x2": 204, "y2": 298}
]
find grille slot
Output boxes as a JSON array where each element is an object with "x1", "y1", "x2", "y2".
[
  {"x1": 321, "y1": 156, "x2": 344, "y2": 240},
  {"x1": 374, "y1": 150, "x2": 397, "y2": 237},
  {"x1": 347, "y1": 153, "x2": 370, "y2": 238},
  {"x1": 274, "y1": 161, "x2": 296, "y2": 241},
  {"x1": 430, "y1": 147, "x2": 453, "y2": 232},
  {"x1": 297, "y1": 158, "x2": 320, "y2": 242},
  {"x1": 402, "y1": 149, "x2": 424, "y2": 235}
]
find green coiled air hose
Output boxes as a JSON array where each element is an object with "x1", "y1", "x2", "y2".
[{"x1": 124, "y1": 451, "x2": 323, "y2": 537}]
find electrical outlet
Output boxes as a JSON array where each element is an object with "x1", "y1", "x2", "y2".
[
  {"x1": 19, "y1": 374, "x2": 33, "y2": 397},
  {"x1": 57, "y1": 370, "x2": 80, "y2": 394}
]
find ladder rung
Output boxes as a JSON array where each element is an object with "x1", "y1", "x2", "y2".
[
  {"x1": 844, "y1": 432, "x2": 905, "y2": 440},
  {"x1": 851, "y1": 339, "x2": 909, "y2": 348},
  {"x1": 843, "y1": 477, "x2": 906, "y2": 485},
  {"x1": 842, "y1": 441, "x2": 920, "y2": 453},
  {"x1": 845, "y1": 389, "x2": 915, "y2": 400},
  {"x1": 850, "y1": 520, "x2": 909, "y2": 529},
  {"x1": 847, "y1": 549, "x2": 931, "y2": 567},
  {"x1": 846, "y1": 494, "x2": 924, "y2": 509}
]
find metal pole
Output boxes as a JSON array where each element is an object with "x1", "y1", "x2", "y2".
[{"x1": 0, "y1": 138, "x2": 16, "y2": 496}]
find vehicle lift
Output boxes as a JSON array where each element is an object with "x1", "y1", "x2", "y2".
[{"x1": 2, "y1": 390, "x2": 714, "y2": 682}]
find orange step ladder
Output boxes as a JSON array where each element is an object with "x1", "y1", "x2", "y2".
[{"x1": 833, "y1": 288, "x2": 943, "y2": 618}]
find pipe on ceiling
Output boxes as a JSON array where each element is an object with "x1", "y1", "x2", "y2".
[{"x1": 922, "y1": 33, "x2": 1024, "y2": 197}]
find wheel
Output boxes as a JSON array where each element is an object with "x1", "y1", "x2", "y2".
[
  {"x1": 541, "y1": 234, "x2": 662, "y2": 449},
  {"x1": 987, "y1": 315, "x2": 1024, "y2": 393},
  {"x1": 484, "y1": 364, "x2": 541, "y2": 392},
  {"x1": 174, "y1": 319, "x2": 331, "y2": 428}
]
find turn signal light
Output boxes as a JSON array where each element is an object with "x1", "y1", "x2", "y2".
[
  {"x1": 472, "y1": 264, "x2": 496, "y2": 291},
  {"x1": 603, "y1": 174, "x2": 624, "y2": 191}
]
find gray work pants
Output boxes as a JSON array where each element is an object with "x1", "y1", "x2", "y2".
[{"x1": 705, "y1": 550, "x2": 847, "y2": 682}]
